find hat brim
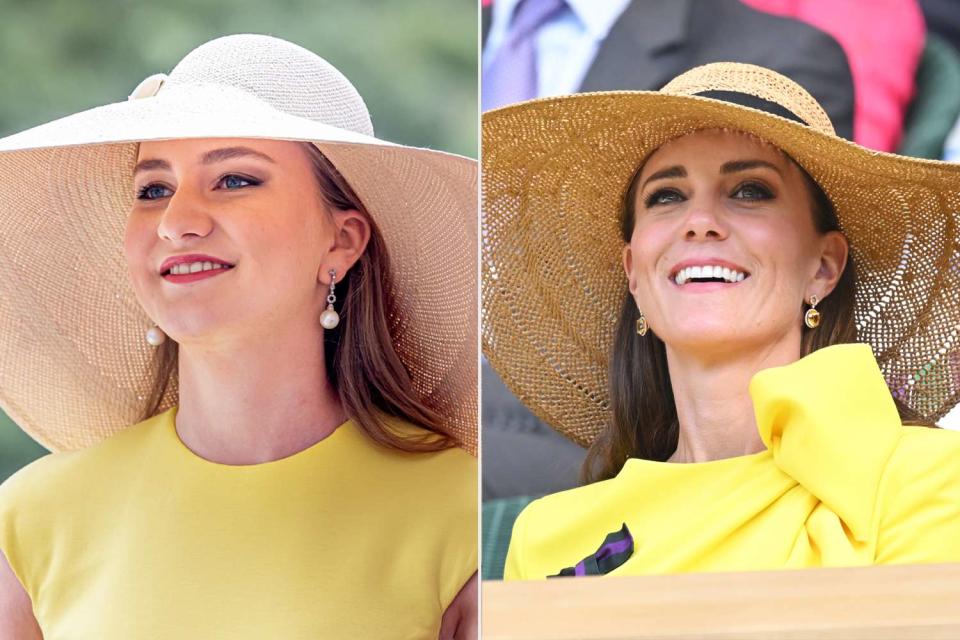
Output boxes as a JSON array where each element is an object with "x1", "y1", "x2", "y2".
[
  {"x1": 482, "y1": 90, "x2": 960, "y2": 448},
  {"x1": 0, "y1": 85, "x2": 477, "y2": 453}
]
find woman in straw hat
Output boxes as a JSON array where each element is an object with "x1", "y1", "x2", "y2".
[
  {"x1": 0, "y1": 34, "x2": 477, "y2": 638},
  {"x1": 482, "y1": 62, "x2": 960, "y2": 580}
]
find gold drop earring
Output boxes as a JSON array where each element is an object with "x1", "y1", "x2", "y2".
[
  {"x1": 804, "y1": 295, "x2": 821, "y2": 329},
  {"x1": 636, "y1": 310, "x2": 648, "y2": 336}
]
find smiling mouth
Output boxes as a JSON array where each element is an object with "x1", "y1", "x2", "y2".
[
  {"x1": 162, "y1": 260, "x2": 234, "y2": 277},
  {"x1": 161, "y1": 261, "x2": 236, "y2": 284},
  {"x1": 672, "y1": 265, "x2": 751, "y2": 287}
]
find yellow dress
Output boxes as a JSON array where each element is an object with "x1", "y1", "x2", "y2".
[
  {"x1": 504, "y1": 344, "x2": 960, "y2": 580},
  {"x1": 0, "y1": 409, "x2": 477, "y2": 639}
]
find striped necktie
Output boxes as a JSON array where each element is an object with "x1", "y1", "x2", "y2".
[{"x1": 482, "y1": 0, "x2": 568, "y2": 111}]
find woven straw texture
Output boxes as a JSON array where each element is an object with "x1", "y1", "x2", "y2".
[
  {"x1": 482, "y1": 62, "x2": 960, "y2": 448},
  {"x1": 0, "y1": 34, "x2": 477, "y2": 454}
]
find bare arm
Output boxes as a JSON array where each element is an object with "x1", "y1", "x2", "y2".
[
  {"x1": 0, "y1": 549, "x2": 42, "y2": 640},
  {"x1": 438, "y1": 571, "x2": 477, "y2": 640}
]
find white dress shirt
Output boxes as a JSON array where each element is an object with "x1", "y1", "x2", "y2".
[{"x1": 483, "y1": 0, "x2": 633, "y2": 98}]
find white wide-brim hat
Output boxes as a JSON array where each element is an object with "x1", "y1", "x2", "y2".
[{"x1": 0, "y1": 34, "x2": 477, "y2": 453}]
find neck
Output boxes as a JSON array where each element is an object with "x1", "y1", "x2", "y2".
[
  {"x1": 664, "y1": 333, "x2": 802, "y2": 463},
  {"x1": 174, "y1": 316, "x2": 345, "y2": 465}
]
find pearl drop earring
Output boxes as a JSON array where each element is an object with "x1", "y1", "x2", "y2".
[
  {"x1": 145, "y1": 324, "x2": 166, "y2": 346},
  {"x1": 320, "y1": 269, "x2": 340, "y2": 330}
]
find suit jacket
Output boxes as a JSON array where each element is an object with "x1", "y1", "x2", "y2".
[
  {"x1": 482, "y1": 0, "x2": 855, "y2": 139},
  {"x1": 919, "y1": 0, "x2": 960, "y2": 56}
]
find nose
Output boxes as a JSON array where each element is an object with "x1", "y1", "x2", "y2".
[
  {"x1": 156, "y1": 187, "x2": 214, "y2": 242},
  {"x1": 683, "y1": 195, "x2": 729, "y2": 241}
]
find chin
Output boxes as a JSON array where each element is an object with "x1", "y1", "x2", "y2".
[
  {"x1": 663, "y1": 322, "x2": 800, "y2": 360},
  {"x1": 660, "y1": 320, "x2": 754, "y2": 352},
  {"x1": 153, "y1": 308, "x2": 236, "y2": 344}
]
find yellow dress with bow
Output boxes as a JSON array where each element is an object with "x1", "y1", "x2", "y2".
[{"x1": 504, "y1": 344, "x2": 960, "y2": 579}]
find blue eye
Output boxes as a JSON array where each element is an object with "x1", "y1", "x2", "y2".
[
  {"x1": 136, "y1": 174, "x2": 261, "y2": 200},
  {"x1": 136, "y1": 184, "x2": 172, "y2": 200},
  {"x1": 645, "y1": 188, "x2": 685, "y2": 208},
  {"x1": 219, "y1": 174, "x2": 259, "y2": 190},
  {"x1": 732, "y1": 182, "x2": 773, "y2": 200}
]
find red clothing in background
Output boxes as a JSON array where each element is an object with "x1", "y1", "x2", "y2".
[{"x1": 742, "y1": 0, "x2": 925, "y2": 151}]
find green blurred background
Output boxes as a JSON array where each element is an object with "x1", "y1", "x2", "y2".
[{"x1": 0, "y1": 0, "x2": 478, "y2": 481}]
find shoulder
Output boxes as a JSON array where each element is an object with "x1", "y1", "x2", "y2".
[
  {"x1": 508, "y1": 479, "x2": 610, "y2": 551},
  {"x1": 515, "y1": 478, "x2": 612, "y2": 524},
  {"x1": 347, "y1": 415, "x2": 477, "y2": 503},
  {"x1": 347, "y1": 417, "x2": 478, "y2": 596},
  {"x1": 874, "y1": 425, "x2": 960, "y2": 564},
  {"x1": 883, "y1": 425, "x2": 960, "y2": 494},
  {"x1": 0, "y1": 412, "x2": 169, "y2": 590},
  {"x1": 0, "y1": 411, "x2": 167, "y2": 517},
  {"x1": 363, "y1": 415, "x2": 476, "y2": 468},
  {"x1": 504, "y1": 478, "x2": 617, "y2": 580}
]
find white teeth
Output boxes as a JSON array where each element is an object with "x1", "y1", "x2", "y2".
[
  {"x1": 168, "y1": 261, "x2": 228, "y2": 275},
  {"x1": 673, "y1": 265, "x2": 748, "y2": 286}
]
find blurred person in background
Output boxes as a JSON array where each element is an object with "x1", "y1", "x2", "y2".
[
  {"x1": 946, "y1": 117, "x2": 960, "y2": 161},
  {"x1": 921, "y1": 0, "x2": 960, "y2": 163},
  {"x1": 741, "y1": 0, "x2": 925, "y2": 153},
  {"x1": 919, "y1": 0, "x2": 960, "y2": 53},
  {"x1": 0, "y1": 33, "x2": 477, "y2": 639},
  {"x1": 481, "y1": 0, "x2": 855, "y2": 134}
]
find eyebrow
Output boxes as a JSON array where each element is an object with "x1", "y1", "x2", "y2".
[
  {"x1": 133, "y1": 146, "x2": 276, "y2": 176},
  {"x1": 639, "y1": 158, "x2": 783, "y2": 191},
  {"x1": 720, "y1": 159, "x2": 783, "y2": 177},
  {"x1": 640, "y1": 165, "x2": 686, "y2": 191}
]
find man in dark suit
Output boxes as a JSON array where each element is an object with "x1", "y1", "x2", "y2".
[
  {"x1": 481, "y1": 0, "x2": 856, "y2": 499},
  {"x1": 919, "y1": 0, "x2": 960, "y2": 55}
]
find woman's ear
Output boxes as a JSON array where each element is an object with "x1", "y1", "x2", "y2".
[
  {"x1": 319, "y1": 209, "x2": 371, "y2": 284},
  {"x1": 811, "y1": 230, "x2": 848, "y2": 300},
  {"x1": 622, "y1": 244, "x2": 638, "y2": 296}
]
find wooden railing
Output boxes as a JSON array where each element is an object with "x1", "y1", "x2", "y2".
[{"x1": 482, "y1": 562, "x2": 960, "y2": 639}]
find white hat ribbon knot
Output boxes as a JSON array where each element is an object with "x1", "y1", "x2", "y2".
[{"x1": 128, "y1": 73, "x2": 168, "y2": 101}]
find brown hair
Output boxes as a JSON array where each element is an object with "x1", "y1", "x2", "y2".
[
  {"x1": 583, "y1": 150, "x2": 934, "y2": 482},
  {"x1": 139, "y1": 142, "x2": 454, "y2": 453}
]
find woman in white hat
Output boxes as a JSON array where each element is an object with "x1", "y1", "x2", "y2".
[
  {"x1": 0, "y1": 35, "x2": 477, "y2": 638},
  {"x1": 482, "y1": 62, "x2": 960, "y2": 579}
]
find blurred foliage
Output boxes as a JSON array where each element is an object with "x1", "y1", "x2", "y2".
[
  {"x1": 0, "y1": 0, "x2": 478, "y2": 481},
  {"x1": 0, "y1": 412, "x2": 48, "y2": 481},
  {"x1": 0, "y1": 0, "x2": 477, "y2": 154}
]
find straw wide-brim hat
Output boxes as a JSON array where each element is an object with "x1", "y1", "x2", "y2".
[
  {"x1": 482, "y1": 62, "x2": 960, "y2": 448},
  {"x1": 0, "y1": 34, "x2": 476, "y2": 453}
]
